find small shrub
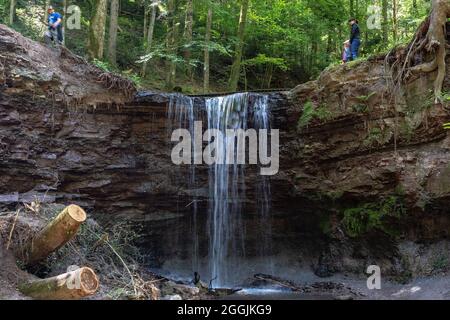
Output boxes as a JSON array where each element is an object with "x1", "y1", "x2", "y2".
[
  {"x1": 341, "y1": 196, "x2": 406, "y2": 238},
  {"x1": 298, "y1": 101, "x2": 332, "y2": 129}
]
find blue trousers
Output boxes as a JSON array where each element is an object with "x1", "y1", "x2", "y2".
[{"x1": 351, "y1": 38, "x2": 360, "y2": 60}]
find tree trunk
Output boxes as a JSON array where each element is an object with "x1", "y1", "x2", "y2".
[
  {"x1": 24, "y1": 205, "x2": 87, "y2": 265},
  {"x1": 142, "y1": 0, "x2": 157, "y2": 76},
  {"x1": 87, "y1": 0, "x2": 108, "y2": 60},
  {"x1": 143, "y1": 2, "x2": 148, "y2": 40},
  {"x1": 408, "y1": 0, "x2": 449, "y2": 103},
  {"x1": 392, "y1": 0, "x2": 398, "y2": 43},
  {"x1": 63, "y1": 0, "x2": 68, "y2": 45},
  {"x1": 9, "y1": 0, "x2": 16, "y2": 25},
  {"x1": 165, "y1": 0, "x2": 177, "y2": 90},
  {"x1": 108, "y1": 0, "x2": 120, "y2": 66},
  {"x1": 382, "y1": 0, "x2": 389, "y2": 45},
  {"x1": 412, "y1": 0, "x2": 418, "y2": 14},
  {"x1": 44, "y1": 0, "x2": 50, "y2": 24},
  {"x1": 204, "y1": 7, "x2": 213, "y2": 93},
  {"x1": 19, "y1": 267, "x2": 99, "y2": 300},
  {"x1": 349, "y1": 0, "x2": 354, "y2": 16},
  {"x1": 183, "y1": 0, "x2": 194, "y2": 79},
  {"x1": 228, "y1": 0, "x2": 250, "y2": 92}
]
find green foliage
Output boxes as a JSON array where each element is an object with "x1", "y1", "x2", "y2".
[
  {"x1": 401, "y1": 120, "x2": 415, "y2": 142},
  {"x1": 298, "y1": 101, "x2": 332, "y2": 129},
  {"x1": 353, "y1": 86, "x2": 385, "y2": 115},
  {"x1": 342, "y1": 196, "x2": 406, "y2": 238},
  {"x1": 4, "y1": 0, "x2": 434, "y2": 92},
  {"x1": 319, "y1": 217, "x2": 332, "y2": 236},
  {"x1": 298, "y1": 101, "x2": 315, "y2": 128},
  {"x1": 92, "y1": 59, "x2": 143, "y2": 88},
  {"x1": 357, "y1": 92, "x2": 376, "y2": 103},
  {"x1": 93, "y1": 59, "x2": 113, "y2": 72},
  {"x1": 243, "y1": 54, "x2": 288, "y2": 71},
  {"x1": 440, "y1": 91, "x2": 450, "y2": 103},
  {"x1": 432, "y1": 255, "x2": 449, "y2": 272},
  {"x1": 363, "y1": 126, "x2": 393, "y2": 147},
  {"x1": 352, "y1": 104, "x2": 368, "y2": 113}
]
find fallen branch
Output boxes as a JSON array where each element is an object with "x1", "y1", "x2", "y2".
[
  {"x1": 24, "y1": 205, "x2": 87, "y2": 265},
  {"x1": 254, "y1": 273, "x2": 303, "y2": 292},
  {"x1": 6, "y1": 208, "x2": 21, "y2": 250},
  {"x1": 19, "y1": 267, "x2": 99, "y2": 300}
]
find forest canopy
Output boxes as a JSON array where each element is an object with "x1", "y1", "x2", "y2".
[{"x1": 1, "y1": 0, "x2": 434, "y2": 93}]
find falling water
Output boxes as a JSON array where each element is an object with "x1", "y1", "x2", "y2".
[
  {"x1": 205, "y1": 93, "x2": 273, "y2": 287},
  {"x1": 167, "y1": 94, "x2": 200, "y2": 272},
  {"x1": 205, "y1": 94, "x2": 249, "y2": 287},
  {"x1": 166, "y1": 92, "x2": 272, "y2": 287}
]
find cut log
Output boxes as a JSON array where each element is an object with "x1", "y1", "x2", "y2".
[
  {"x1": 19, "y1": 267, "x2": 99, "y2": 300},
  {"x1": 24, "y1": 204, "x2": 87, "y2": 265}
]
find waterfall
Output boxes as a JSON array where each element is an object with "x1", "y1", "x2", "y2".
[
  {"x1": 205, "y1": 93, "x2": 249, "y2": 287},
  {"x1": 167, "y1": 94, "x2": 200, "y2": 272},
  {"x1": 167, "y1": 92, "x2": 272, "y2": 288}
]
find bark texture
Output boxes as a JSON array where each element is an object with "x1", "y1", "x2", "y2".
[{"x1": 19, "y1": 267, "x2": 99, "y2": 300}]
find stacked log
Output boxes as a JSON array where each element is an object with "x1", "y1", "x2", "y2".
[
  {"x1": 19, "y1": 267, "x2": 99, "y2": 300},
  {"x1": 18, "y1": 204, "x2": 100, "y2": 299},
  {"x1": 24, "y1": 204, "x2": 86, "y2": 266}
]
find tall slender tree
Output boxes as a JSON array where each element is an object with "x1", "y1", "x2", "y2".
[
  {"x1": 63, "y1": 0, "x2": 68, "y2": 45},
  {"x1": 143, "y1": 1, "x2": 148, "y2": 40},
  {"x1": 9, "y1": 0, "x2": 16, "y2": 25},
  {"x1": 382, "y1": 0, "x2": 389, "y2": 45},
  {"x1": 108, "y1": 0, "x2": 120, "y2": 66},
  {"x1": 88, "y1": 0, "x2": 108, "y2": 60},
  {"x1": 183, "y1": 0, "x2": 194, "y2": 79},
  {"x1": 142, "y1": 0, "x2": 158, "y2": 76},
  {"x1": 204, "y1": 6, "x2": 213, "y2": 93},
  {"x1": 165, "y1": 0, "x2": 177, "y2": 89},
  {"x1": 228, "y1": 0, "x2": 250, "y2": 92},
  {"x1": 392, "y1": 0, "x2": 398, "y2": 43},
  {"x1": 44, "y1": 0, "x2": 50, "y2": 23}
]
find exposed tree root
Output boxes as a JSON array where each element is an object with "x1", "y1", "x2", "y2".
[
  {"x1": 59, "y1": 46, "x2": 136, "y2": 98},
  {"x1": 388, "y1": 0, "x2": 449, "y2": 104}
]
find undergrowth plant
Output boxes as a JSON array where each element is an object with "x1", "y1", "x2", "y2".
[
  {"x1": 298, "y1": 101, "x2": 332, "y2": 129},
  {"x1": 341, "y1": 196, "x2": 406, "y2": 238}
]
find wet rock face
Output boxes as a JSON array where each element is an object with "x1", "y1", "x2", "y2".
[{"x1": 281, "y1": 55, "x2": 450, "y2": 239}]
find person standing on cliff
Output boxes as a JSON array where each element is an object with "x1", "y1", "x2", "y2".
[
  {"x1": 44, "y1": 6, "x2": 64, "y2": 46},
  {"x1": 348, "y1": 18, "x2": 361, "y2": 60},
  {"x1": 342, "y1": 40, "x2": 351, "y2": 64}
]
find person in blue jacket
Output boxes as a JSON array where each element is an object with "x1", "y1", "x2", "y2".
[
  {"x1": 348, "y1": 18, "x2": 360, "y2": 60},
  {"x1": 44, "y1": 6, "x2": 63, "y2": 45}
]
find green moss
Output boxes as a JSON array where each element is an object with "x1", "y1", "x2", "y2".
[
  {"x1": 346, "y1": 58, "x2": 366, "y2": 68},
  {"x1": 341, "y1": 196, "x2": 406, "y2": 238}
]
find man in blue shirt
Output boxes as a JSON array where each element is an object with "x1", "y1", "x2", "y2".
[{"x1": 44, "y1": 6, "x2": 63, "y2": 45}]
